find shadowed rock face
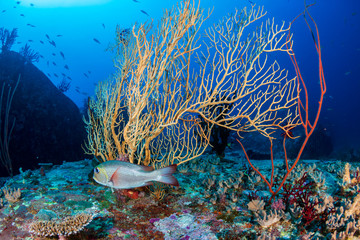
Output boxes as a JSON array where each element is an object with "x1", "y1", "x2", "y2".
[{"x1": 0, "y1": 51, "x2": 86, "y2": 177}]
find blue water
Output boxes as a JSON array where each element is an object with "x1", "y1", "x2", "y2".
[{"x1": 1, "y1": 0, "x2": 359, "y2": 152}]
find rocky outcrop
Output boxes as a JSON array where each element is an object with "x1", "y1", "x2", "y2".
[{"x1": 0, "y1": 51, "x2": 86, "y2": 177}]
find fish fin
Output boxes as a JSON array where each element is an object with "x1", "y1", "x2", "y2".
[
  {"x1": 155, "y1": 164, "x2": 179, "y2": 186},
  {"x1": 110, "y1": 167, "x2": 122, "y2": 186}
]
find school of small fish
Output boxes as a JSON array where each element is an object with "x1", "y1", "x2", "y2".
[{"x1": 0, "y1": 0, "x2": 150, "y2": 96}]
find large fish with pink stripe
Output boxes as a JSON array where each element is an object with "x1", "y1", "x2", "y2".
[{"x1": 93, "y1": 160, "x2": 179, "y2": 189}]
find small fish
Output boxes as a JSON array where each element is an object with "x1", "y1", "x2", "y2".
[
  {"x1": 59, "y1": 51, "x2": 65, "y2": 59},
  {"x1": 132, "y1": 0, "x2": 140, "y2": 2},
  {"x1": 93, "y1": 160, "x2": 179, "y2": 189},
  {"x1": 45, "y1": 34, "x2": 50, "y2": 39},
  {"x1": 39, "y1": 55, "x2": 44, "y2": 58},
  {"x1": 39, "y1": 40, "x2": 44, "y2": 44},
  {"x1": 49, "y1": 40, "x2": 56, "y2": 47},
  {"x1": 64, "y1": 64, "x2": 69, "y2": 70},
  {"x1": 26, "y1": 23, "x2": 36, "y2": 27},
  {"x1": 140, "y1": 10, "x2": 149, "y2": 16},
  {"x1": 1, "y1": 10, "x2": 6, "y2": 13},
  {"x1": 47, "y1": 73, "x2": 51, "y2": 77},
  {"x1": 102, "y1": 23, "x2": 105, "y2": 29},
  {"x1": 30, "y1": 3, "x2": 34, "y2": 7},
  {"x1": 52, "y1": 61, "x2": 56, "y2": 66},
  {"x1": 54, "y1": 73, "x2": 58, "y2": 78},
  {"x1": 88, "y1": 70, "x2": 91, "y2": 74},
  {"x1": 47, "y1": 61, "x2": 49, "y2": 66},
  {"x1": 16, "y1": 1, "x2": 21, "y2": 4},
  {"x1": 93, "y1": 38, "x2": 101, "y2": 44},
  {"x1": 20, "y1": 14, "x2": 25, "y2": 17},
  {"x1": 56, "y1": 34, "x2": 62, "y2": 37},
  {"x1": 67, "y1": 76, "x2": 72, "y2": 80},
  {"x1": 75, "y1": 89, "x2": 80, "y2": 93},
  {"x1": 84, "y1": 73, "x2": 89, "y2": 78},
  {"x1": 61, "y1": 73, "x2": 66, "y2": 77},
  {"x1": 28, "y1": 39, "x2": 33, "y2": 42},
  {"x1": 52, "y1": 53, "x2": 56, "y2": 56}
]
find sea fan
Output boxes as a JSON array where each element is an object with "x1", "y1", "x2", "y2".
[
  {"x1": 19, "y1": 43, "x2": 40, "y2": 63},
  {"x1": 0, "y1": 27, "x2": 18, "y2": 53}
]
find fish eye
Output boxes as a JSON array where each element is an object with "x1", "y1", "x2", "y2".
[{"x1": 94, "y1": 168, "x2": 99, "y2": 174}]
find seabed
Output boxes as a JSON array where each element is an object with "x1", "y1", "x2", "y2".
[{"x1": 0, "y1": 149, "x2": 358, "y2": 239}]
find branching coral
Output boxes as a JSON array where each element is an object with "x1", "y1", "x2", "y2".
[
  {"x1": 3, "y1": 187, "x2": 21, "y2": 203},
  {"x1": 29, "y1": 213, "x2": 94, "y2": 239}
]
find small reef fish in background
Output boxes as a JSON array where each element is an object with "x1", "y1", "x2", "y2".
[
  {"x1": 140, "y1": 10, "x2": 149, "y2": 16},
  {"x1": 93, "y1": 160, "x2": 179, "y2": 189}
]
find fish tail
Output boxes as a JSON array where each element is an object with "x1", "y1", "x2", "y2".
[{"x1": 155, "y1": 164, "x2": 179, "y2": 186}]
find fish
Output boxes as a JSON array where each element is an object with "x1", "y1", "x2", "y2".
[
  {"x1": 83, "y1": 73, "x2": 89, "y2": 78},
  {"x1": 20, "y1": 14, "x2": 25, "y2": 17},
  {"x1": 45, "y1": 34, "x2": 50, "y2": 39},
  {"x1": 49, "y1": 40, "x2": 56, "y2": 47},
  {"x1": 140, "y1": 10, "x2": 149, "y2": 16},
  {"x1": 54, "y1": 73, "x2": 58, "y2": 78},
  {"x1": 52, "y1": 61, "x2": 56, "y2": 66},
  {"x1": 52, "y1": 53, "x2": 56, "y2": 56},
  {"x1": 30, "y1": 3, "x2": 34, "y2": 7},
  {"x1": 59, "y1": 51, "x2": 65, "y2": 59},
  {"x1": 1, "y1": 10, "x2": 6, "y2": 13},
  {"x1": 102, "y1": 23, "x2": 105, "y2": 29},
  {"x1": 64, "y1": 64, "x2": 69, "y2": 70},
  {"x1": 67, "y1": 76, "x2": 72, "y2": 80},
  {"x1": 132, "y1": 0, "x2": 140, "y2": 2},
  {"x1": 16, "y1": 1, "x2": 21, "y2": 4},
  {"x1": 93, "y1": 160, "x2": 179, "y2": 189},
  {"x1": 56, "y1": 34, "x2": 62, "y2": 37},
  {"x1": 93, "y1": 38, "x2": 101, "y2": 44},
  {"x1": 39, "y1": 40, "x2": 44, "y2": 44},
  {"x1": 28, "y1": 39, "x2": 33, "y2": 42},
  {"x1": 26, "y1": 23, "x2": 36, "y2": 27}
]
